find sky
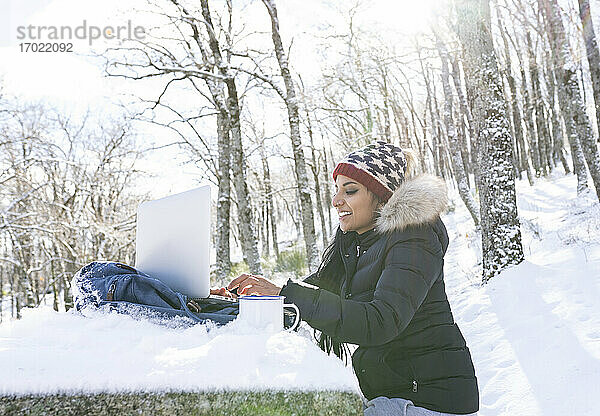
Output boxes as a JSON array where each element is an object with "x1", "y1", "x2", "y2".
[
  {"x1": 7, "y1": 0, "x2": 598, "y2": 198},
  {"x1": 0, "y1": 0, "x2": 439, "y2": 196},
  {"x1": 0, "y1": 0, "x2": 438, "y2": 110}
]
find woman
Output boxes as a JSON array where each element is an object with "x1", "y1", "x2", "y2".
[{"x1": 216, "y1": 141, "x2": 479, "y2": 415}]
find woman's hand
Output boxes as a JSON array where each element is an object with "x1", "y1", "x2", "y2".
[
  {"x1": 210, "y1": 287, "x2": 237, "y2": 298},
  {"x1": 227, "y1": 273, "x2": 282, "y2": 296}
]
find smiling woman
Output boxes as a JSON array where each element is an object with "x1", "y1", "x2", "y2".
[{"x1": 220, "y1": 141, "x2": 479, "y2": 416}]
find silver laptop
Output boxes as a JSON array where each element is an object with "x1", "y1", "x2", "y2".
[{"x1": 135, "y1": 186, "x2": 211, "y2": 298}]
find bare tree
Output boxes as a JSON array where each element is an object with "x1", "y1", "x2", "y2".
[
  {"x1": 540, "y1": 0, "x2": 600, "y2": 198},
  {"x1": 0, "y1": 98, "x2": 144, "y2": 317},
  {"x1": 304, "y1": 104, "x2": 329, "y2": 248},
  {"x1": 493, "y1": 3, "x2": 535, "y2": 184},
  {"x1": 578, "y1": 0, "x2": 600, "y2": 136},
  {"x1": 215, "y1": 112, "x2": 232, "y2": 280},
  {"x1": 261, "y1": 0, "x2": 319, "y2": 271},
  {"x1": 104, "y1": 0, "x2": 264, "y2": 274},
  {"x1": 455, "y1": 0, "x2": 524, "y2": 282},
  {"x1": 434, "y1": 33, "x2": 480, "y2": 226}
]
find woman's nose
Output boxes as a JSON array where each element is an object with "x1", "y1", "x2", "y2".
[{"x1": 332, "y1": 195, "x2": 342, "y2": 207}]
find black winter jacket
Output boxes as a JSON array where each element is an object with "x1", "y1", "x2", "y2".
[{"x1": 280, "y1": 174, "x2": 479, "y2": 414}]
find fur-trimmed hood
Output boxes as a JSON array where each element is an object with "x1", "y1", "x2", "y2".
[{"x1": 375, "y1": 174, "x2": 448, "y2": 234}]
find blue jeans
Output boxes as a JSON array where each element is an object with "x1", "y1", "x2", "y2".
[{"x1": 364, "y1": 397, "x2": 478, "y2": 416}]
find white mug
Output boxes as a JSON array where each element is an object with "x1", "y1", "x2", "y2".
[{"x1": 238, "y1": 295, "x2": 300, "y2": 332}]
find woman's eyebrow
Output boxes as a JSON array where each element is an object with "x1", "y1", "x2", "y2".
[{"x1": 342, "y1": 181, "x2": 358, "y2": 187}]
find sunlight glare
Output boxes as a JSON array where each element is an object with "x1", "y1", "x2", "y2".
[{"x1": 363, "y1": 0, "x2": 440, "y2": 36}]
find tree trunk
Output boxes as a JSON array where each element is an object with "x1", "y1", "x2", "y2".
[
  {"x1": 496, "y1": 13, "x2": 534, "y2": 185},
  {"x1": 381, "y1": 76, "x2": 392, "y2": 141},
  {"x1": 436, "y1": 35, "x2": 480, "y2": 226},
  {"x1": 542, "y1": 25, "x2": 587, "y2": 186},
  {"x1": 456, "y1": 0, "x2": 524, "y2": 283},
  {"x1": 200, "y1": 0, "x2": 263, "y2": 274},
  {"x1": 578, "y1": 0, "x2": 600, "y2": 140},
  {"x1": 306, "y1": 109, "x2": 328, "y2": 249},
  {"x1": 431, "y1": 78, "x2": 448, "y2": 179},
  {"x1": 553, "y1": 65, "x2": 589, "y2": 193},
  {"x1": 261, "y1": 147, "x2": 279, "y2": 259},
  {"x1": 0, "y1": 266, "x2": 3, "y2": 323},
  {"x1": 417, "y1": 56, "x2": 440, "y2": 175},
  {"x1": 51, "y1": 263, "x2": 59, "y2": 312},
  {"x1": 262, "y1": 0, "x2": 319, "y2": 272},
  {"x1": 526, "y1": 33, "x2": 550, "y2": 177},
  {"x1": 542, "y1": 0, "x2": 600, "y2": 199},
  {"x1": 520, "y1": 56, "x2": 541, "y2": 177},
  {"x1": 229, "y1": 119, "x2": 263, "y2": 274},
  {"x1": 420, "y1": 104, "x2": 429, "y2": 173},
  {"x1": 493, "y1": 4, "x2": 520, "y2": 179},
  {"x1": 545, "y1": 51, "x2": 571, "y2": 174},
  {"x1": 453, "y1": 102, "x2": 472, "y2": 186},
  {"x1": 260, "y1": 184, "x2": 269, "y2": 259},
  {"x1": 450, "y1": 56, "x2": 478, "y2": 187},
  {"x1": 215, "y1": 112, "x2": 232, "y2": 281},
  {"x1": 322, "y1": 145, "x2": 334, "y2": 236}
]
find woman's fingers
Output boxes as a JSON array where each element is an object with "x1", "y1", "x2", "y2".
[
  {"x1": 227, "y1": 273, "x2": 255, "y2": 291},
  {"x1": 210, "y1": 287, "x2": 237, "y2": 298},
  {"x1": 237, "y1": 278, "x2": 258, "y2": 295},
  {"x1": 210, "y1": 287, "x2": 225, "y2": 295},
  {"x1": 237, "y1": 285, "x2": 252, "y2": 295},
  {"x1": 226, "y1": 274, "x2": 282, "y2": 296}
]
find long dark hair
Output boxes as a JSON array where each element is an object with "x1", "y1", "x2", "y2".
[
  {"x1": 312, "y1": 189, "x2": 385, "y2": 362},
  {"x1": 311, "y1": 227, "x2": 353, "y2": 363}
]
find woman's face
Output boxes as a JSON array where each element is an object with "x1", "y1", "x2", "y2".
[{"x1": 332, "y1": 174, "x2": 380, "y2": 234}]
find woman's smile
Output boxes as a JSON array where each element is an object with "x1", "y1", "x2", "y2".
[{"x1": 332, "y1": 174, "x2": 379, "y2": 234}]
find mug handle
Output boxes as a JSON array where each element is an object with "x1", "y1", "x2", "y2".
[{"x1": 283, "y1": 303, "x2": 300, "y2": 332}]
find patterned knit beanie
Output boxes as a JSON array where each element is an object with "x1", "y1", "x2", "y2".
[{"x1": 332, "y1": 141, "x2": 407, "y2": 203}]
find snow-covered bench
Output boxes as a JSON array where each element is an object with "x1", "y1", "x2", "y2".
[{"x1": 0, "y1": 306, "x2": 362, "y2": 414}]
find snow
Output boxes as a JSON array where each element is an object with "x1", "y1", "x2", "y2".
[
  {"x1": 0, "y1": 307, "x2": 358, "y2": 395},
  {"x1": 1, "y1": 171, "x2": 599, "y2": 416},
  {"x1": 444, "y1": 172, "x2": 600, "y2": 416}
]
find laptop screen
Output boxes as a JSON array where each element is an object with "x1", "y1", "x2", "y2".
[{"x1": 135, "y1": 186, "x2": 211, "y2": 298}]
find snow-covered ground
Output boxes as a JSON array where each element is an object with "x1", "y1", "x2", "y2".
[
  {"x1": 1, "y1": 172, "x2": 599, "y2": 416},
  {"x1": 0, "y1": 308, "x2": 358, "y2": 395},
  {"x1": 444, "y1": 172, "x2": 600, "y2": 416}
]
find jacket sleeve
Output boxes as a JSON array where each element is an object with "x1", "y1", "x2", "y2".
[
  {"x1": 301, "y1": 272, "x2": 319, "y2": 286},
  {"x1": 279, "y1": 227, "x2": 443, "y2": 346}
]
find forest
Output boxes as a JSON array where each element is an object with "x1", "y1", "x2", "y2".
[{"x1": 1, "y1": 0, "x2": 600, "y2": 320}]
